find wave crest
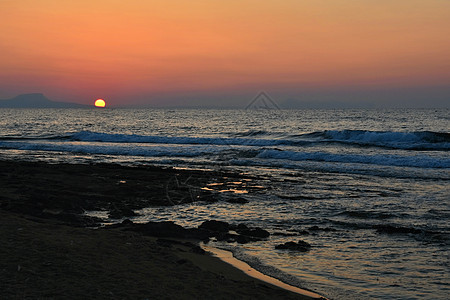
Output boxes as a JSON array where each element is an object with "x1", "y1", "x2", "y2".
[{"x1": 68, "y1": 130, "x2": 450, "y2": 151}]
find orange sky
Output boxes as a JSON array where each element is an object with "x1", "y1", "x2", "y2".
[{"x1": 1, "y1": 0, "x2": 449, "y2": 107}]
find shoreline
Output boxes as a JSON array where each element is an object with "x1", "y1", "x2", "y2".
[
  {"x1": 0, "y1": 210, "x2": 315, "y2": 299},
  {"x1": 202, "y1": 244, "x2": 325, "y2": 299},
  {"x1": 0, "y1": 159, "x2": 326, "y2": 299}
]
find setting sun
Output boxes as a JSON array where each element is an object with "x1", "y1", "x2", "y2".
[{"x1": 94, "y1": 99, "x2": 106, "y2": 108}]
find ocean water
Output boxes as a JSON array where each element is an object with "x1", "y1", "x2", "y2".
[{"x1": 0, "y1": 108, "x2": 449, "y2": 299}]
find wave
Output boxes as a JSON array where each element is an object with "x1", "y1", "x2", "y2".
[
  {"x1": 70, "y1": 131, "x2": 284, "y2": 147},
  {"x1": 1, "y1": 130, "x2": 448, "y2": 151},
  {"x1": 72, "y1": 130, "x2": 450, "y2": 150},
  {"x1": 299, "y1": 130, "x2": 450, "y2": 150},
  {"x1": 1, "y1": 140, "x2": 448, "y2": 170}
]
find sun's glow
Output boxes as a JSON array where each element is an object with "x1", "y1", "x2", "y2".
[{"x1": 94, "y1": 99, "x2": 106, "y2": 107}]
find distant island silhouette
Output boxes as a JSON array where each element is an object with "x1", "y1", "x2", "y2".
[{"x1": 0, "y1": 93, "x2": 89, "y2": 108}]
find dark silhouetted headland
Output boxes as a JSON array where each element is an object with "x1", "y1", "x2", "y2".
[{"x1": 0, "y1": 93, "x2": 89, "y2": 108}]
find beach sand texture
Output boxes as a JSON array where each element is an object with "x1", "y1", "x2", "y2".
[{"x1": 0, "y1": 160, "x2": 321, "y2": 299}]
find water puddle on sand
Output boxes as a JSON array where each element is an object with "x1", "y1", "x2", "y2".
[{"x1": 201, "y1": 244, "x2": 327, "y2": 300}]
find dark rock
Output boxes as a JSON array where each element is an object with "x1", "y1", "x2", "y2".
[
  {"x1": 236, "y1": 227, "x2": 270, "y2": 238},
  {"x1": 198, "y1": 220, "x2": 230, "y2": 232},
  {"x1": 104, "y1": 218, "x2": 134, "y2": 229},
  {"x1": 226, "y1": 197, "x2": 249, "y2": 204},
  {"x1": 272, "y1": 231, "x2": 299, "y2": 237},
  {"x1": 234, "y1": 235, "x2": 257, "y2": 244},
  {"x1": 185, "y1": 228, "x2": 213, "y2": 240},
  {"x1": 108, "y1": 207, "x2": 139, "y2": 219},
  {"x1": 118, "y1": 219, "x2": 271, "y2": 245},
  {"x1": 110, "y1": 221, "x2": 214, "y2": 240},
  {"x1": 155, "y1": 239, "x2": 205, "y2": 254},
  {"x1": 40, "y1": 212, "x2": 101, "y2": 227},
  {"x1": 121, "y1": 219, "x2": 134, "y2": 225},
  {"x1": 275, "y1": 240, "x2": 311, "y2": 252},
  {"x1": 234, "y1": 223, "x2": 249, "y2": 231},
  {"x1": 211, "y1": 232, "x2": 258, "y2": 244},
  {"x1": 132, "y1": 221, "x2": 189, "y2": 238},
  {"x1": 214, "y1": 232, "x2": 236, "y2": 242}
]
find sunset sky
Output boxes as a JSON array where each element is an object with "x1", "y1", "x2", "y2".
[{"x1": 1, "y1": 0, "x2": 449, "y2": 107}]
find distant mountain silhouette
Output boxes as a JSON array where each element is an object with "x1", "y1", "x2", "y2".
[{"x1": 0, "y1": 93, "x2": 89, "y2": 108}]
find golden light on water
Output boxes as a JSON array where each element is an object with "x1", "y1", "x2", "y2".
[{"x1": 94, "y1": 99, "x2": 106, "y2": 108}]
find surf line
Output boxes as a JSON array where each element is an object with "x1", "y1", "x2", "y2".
[{"x1": 201, "y1": 244, "x2": 327, "y2": 299}]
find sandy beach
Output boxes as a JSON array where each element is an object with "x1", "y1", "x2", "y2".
[{"x1": 0, "y1": 160, "x2": 322, "y2": 299}]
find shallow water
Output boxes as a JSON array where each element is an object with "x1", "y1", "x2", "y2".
[{"x1": 1, "y1": 108, "x2": 449, "y2": 299}]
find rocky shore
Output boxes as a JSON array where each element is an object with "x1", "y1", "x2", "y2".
[{"x1": 0, "y1": 160, "x2": 322, "y2": 299}]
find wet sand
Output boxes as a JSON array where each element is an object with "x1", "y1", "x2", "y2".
[{"x1": 0, "y1": 160, "x2": 323, "y2": 299}]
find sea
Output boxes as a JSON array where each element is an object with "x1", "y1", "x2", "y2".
[{"x1": 0, "y1": 108, "x2": 449, "y2": 299}]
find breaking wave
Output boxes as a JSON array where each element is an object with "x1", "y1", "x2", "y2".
[
  {"x1": 299, "y1": 130, "x2": 450, "y2": 150},
  {"x1": 69, "y1": 130, "x2": 450, "y2": 151},
  {"x1": 0, "y1": 143, "x2": 448, "y2": 170},
  {"x1": 1, "y1": 130, "x2": 448, "y2": 151}
]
